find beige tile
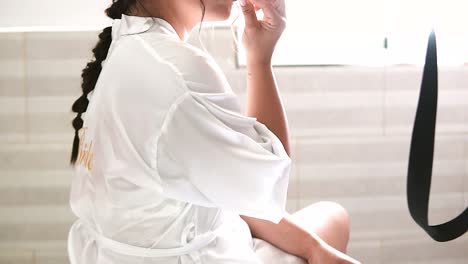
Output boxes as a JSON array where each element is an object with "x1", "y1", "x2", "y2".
[
  {"x1": 25, "y1": 31, "x2": 98, "y2": 60},
  {"x1": 0, "y1": 144, "x2": 72, "y2": 170},
  {"x1": 0, "y1": 240, "x2": 66, "y2": 252},
  {"x1": 0, "y1": 248, "x2": 34, "y2": 264},
  {"x1": 287, "y1": 107, "x2": 383, "y2": 137},
  {"x1": 458, "y1": 67, "x2": 468, "y2": 89},
  {"x1": 35, "y1": 249, "x2": 69, "y2": 264},
  {"x1": 0, "y1": 60, "x2": 25, "y2": 79},
  {"x1": 0, "y1": 114, "x2": 27, "y2": 142},
  {"x1": 287, "y1": 137, "x2": 299, "y2": 200},
  {"x1": 28, "y1": 112, "x2": 75, "y2": 134},
  {"x1": 26, "y1": 76, "x2": 81, "y2": 97},
  {"x1": 282, "y1": 91, "x2": 383, "y2": 110},
  {"x1": 294, "y1": 135, "x2": 465, "y2": 164},
  {"x1": 0, "y1": 78, "x2": 25, "y2": 97},
  {"x1": 380, "y1": 235, "x2": 468, "y2": 263},
  {"x1": 27, "y1": 96, "x2": 76, "y2": 113},
  {"x1": 0, "y1": 206, "x2": 75, "y2": 223},
  {"x1": 384, "y1": 66, "x2": 423, "y2": 91},
  {"x1": 297, "y1": 160, "x2": 465, "y2": 198},
  {"x1": 0, "y1": 33, "x2": 24, "y2": 60},
  {"x1": 0, "y1": 98, "x2": 25, "y2": 114},
  {"x1": 0, "y1": 187, "x2": 69, "y2": 206},
  {"x1": 286, "y1": 199, "x2": 299, "y2": 214},
  {"x1": 389, "y1": 259, "x2": 468, "y2": 264},
  {"x1": 384, "y1": 90, "x2": 468, "y2": 135},
  {"x1": 298, "y1": 193, "x2": 465, "y2": 236},
  {"x1": 0, "y1": 170, "x2": 73, "y2": 188},
  {"x1": 298, "y1": 193, "x2": 464, "y2": 215},
  {"x1": 26, "y1": 59, "x2": 88, "y2": 79},
  {"x1": 29, "y1": 133, "x2": 75, "y2": 143},
  {"x1": 0, "y1": 222, "x2": 71, "y2": 241},
  {"x1": 273, "y1": 67, "x2": 385, "y2": 93},
  {"x1": 347, "y1": 240, "x2": 381, "y2": 264},
  {"x1": 0, "y1": 133, "x2": 27, "y2": 143}
]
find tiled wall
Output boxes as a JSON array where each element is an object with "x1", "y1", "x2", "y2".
[{"x1": 0, "y1": 28, "x2": 467, "y2": 264}]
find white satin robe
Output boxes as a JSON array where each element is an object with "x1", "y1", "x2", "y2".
[{"x1": 68, "y1": 14, "x2": 294, "y2": 264}]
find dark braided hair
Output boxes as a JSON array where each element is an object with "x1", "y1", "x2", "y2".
[
  {"x1": 70, "y1": 0, "x2": 136, "y2": 165},
  {"x1": 70, "y1": 0, "x2": 207, "y2": 165}
]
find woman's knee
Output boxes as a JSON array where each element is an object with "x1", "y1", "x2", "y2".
[{"x1": 315, "y1": 201, "x2": 350, "y2": 241}]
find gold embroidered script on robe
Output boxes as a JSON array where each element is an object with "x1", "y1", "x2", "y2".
[{"x1": 77, "y1": 127, "x2": 94, "y2": 171}]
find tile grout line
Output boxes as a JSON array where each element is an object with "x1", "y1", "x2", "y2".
[
  {"x1": 23, "y1": 32, "x2": 30, "y2": 144},
  {"x1": 294, "y1": 136, "x2": 301, "y2": 211},
  {"x1": 382, "y1": 65, "x2": 387, "y2": 138}
]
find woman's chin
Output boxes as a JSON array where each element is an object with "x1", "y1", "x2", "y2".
[{"x1": 205, "y1": 5, "x2": 233, "y2": 21}]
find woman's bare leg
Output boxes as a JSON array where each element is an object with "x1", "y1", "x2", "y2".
[{"x1": 290, "y1": 201, "x2": 351, "y2": 254}]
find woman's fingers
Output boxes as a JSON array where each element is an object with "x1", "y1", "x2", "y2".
[
  {"x1": 252, "y1": 0, "x2": 285, "y2": 19},
  {"x1": 239, "y1": 0, "x2": 259, "y2": 28}
]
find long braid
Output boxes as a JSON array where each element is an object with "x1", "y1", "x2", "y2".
[{"x1": 70, "y1": 0, "x2": 136, "y2": 165}]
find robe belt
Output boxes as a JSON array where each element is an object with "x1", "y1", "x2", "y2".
[{"x1": 68, "y1": 218, "x2": 223, "y2": 263}]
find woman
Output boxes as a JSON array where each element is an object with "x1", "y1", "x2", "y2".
[{"x1": 68, "y1": 0, "x2": 360, "y2": 263}]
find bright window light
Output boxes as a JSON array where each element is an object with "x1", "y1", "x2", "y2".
[{"x1": 233, "y1": 0, "x2": 468, "y2": 66}]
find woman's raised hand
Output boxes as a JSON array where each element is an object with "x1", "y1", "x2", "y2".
[{"x1": 239, "y1": 0, "x2": 286, "y2": 65}]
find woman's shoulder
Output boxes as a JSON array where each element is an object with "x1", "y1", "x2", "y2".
[{"x1": 132, "y1": 33, "x2": 233, "y2": 95}]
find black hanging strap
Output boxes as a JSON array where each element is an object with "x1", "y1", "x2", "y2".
[{"x1": 407, "y1": 30, "x2": 468, "y2": 242}]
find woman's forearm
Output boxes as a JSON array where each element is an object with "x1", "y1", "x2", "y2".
[
  {"x1": 240, "y1": 213, "x2": 319, "y2": 260},
  {"x1": 244, "y1": 61, "x2": 291, "y2": 156}
]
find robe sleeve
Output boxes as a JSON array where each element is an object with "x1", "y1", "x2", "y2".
[{"x1": 155, "y1": 90, "x2": 292, "y2": 224}]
